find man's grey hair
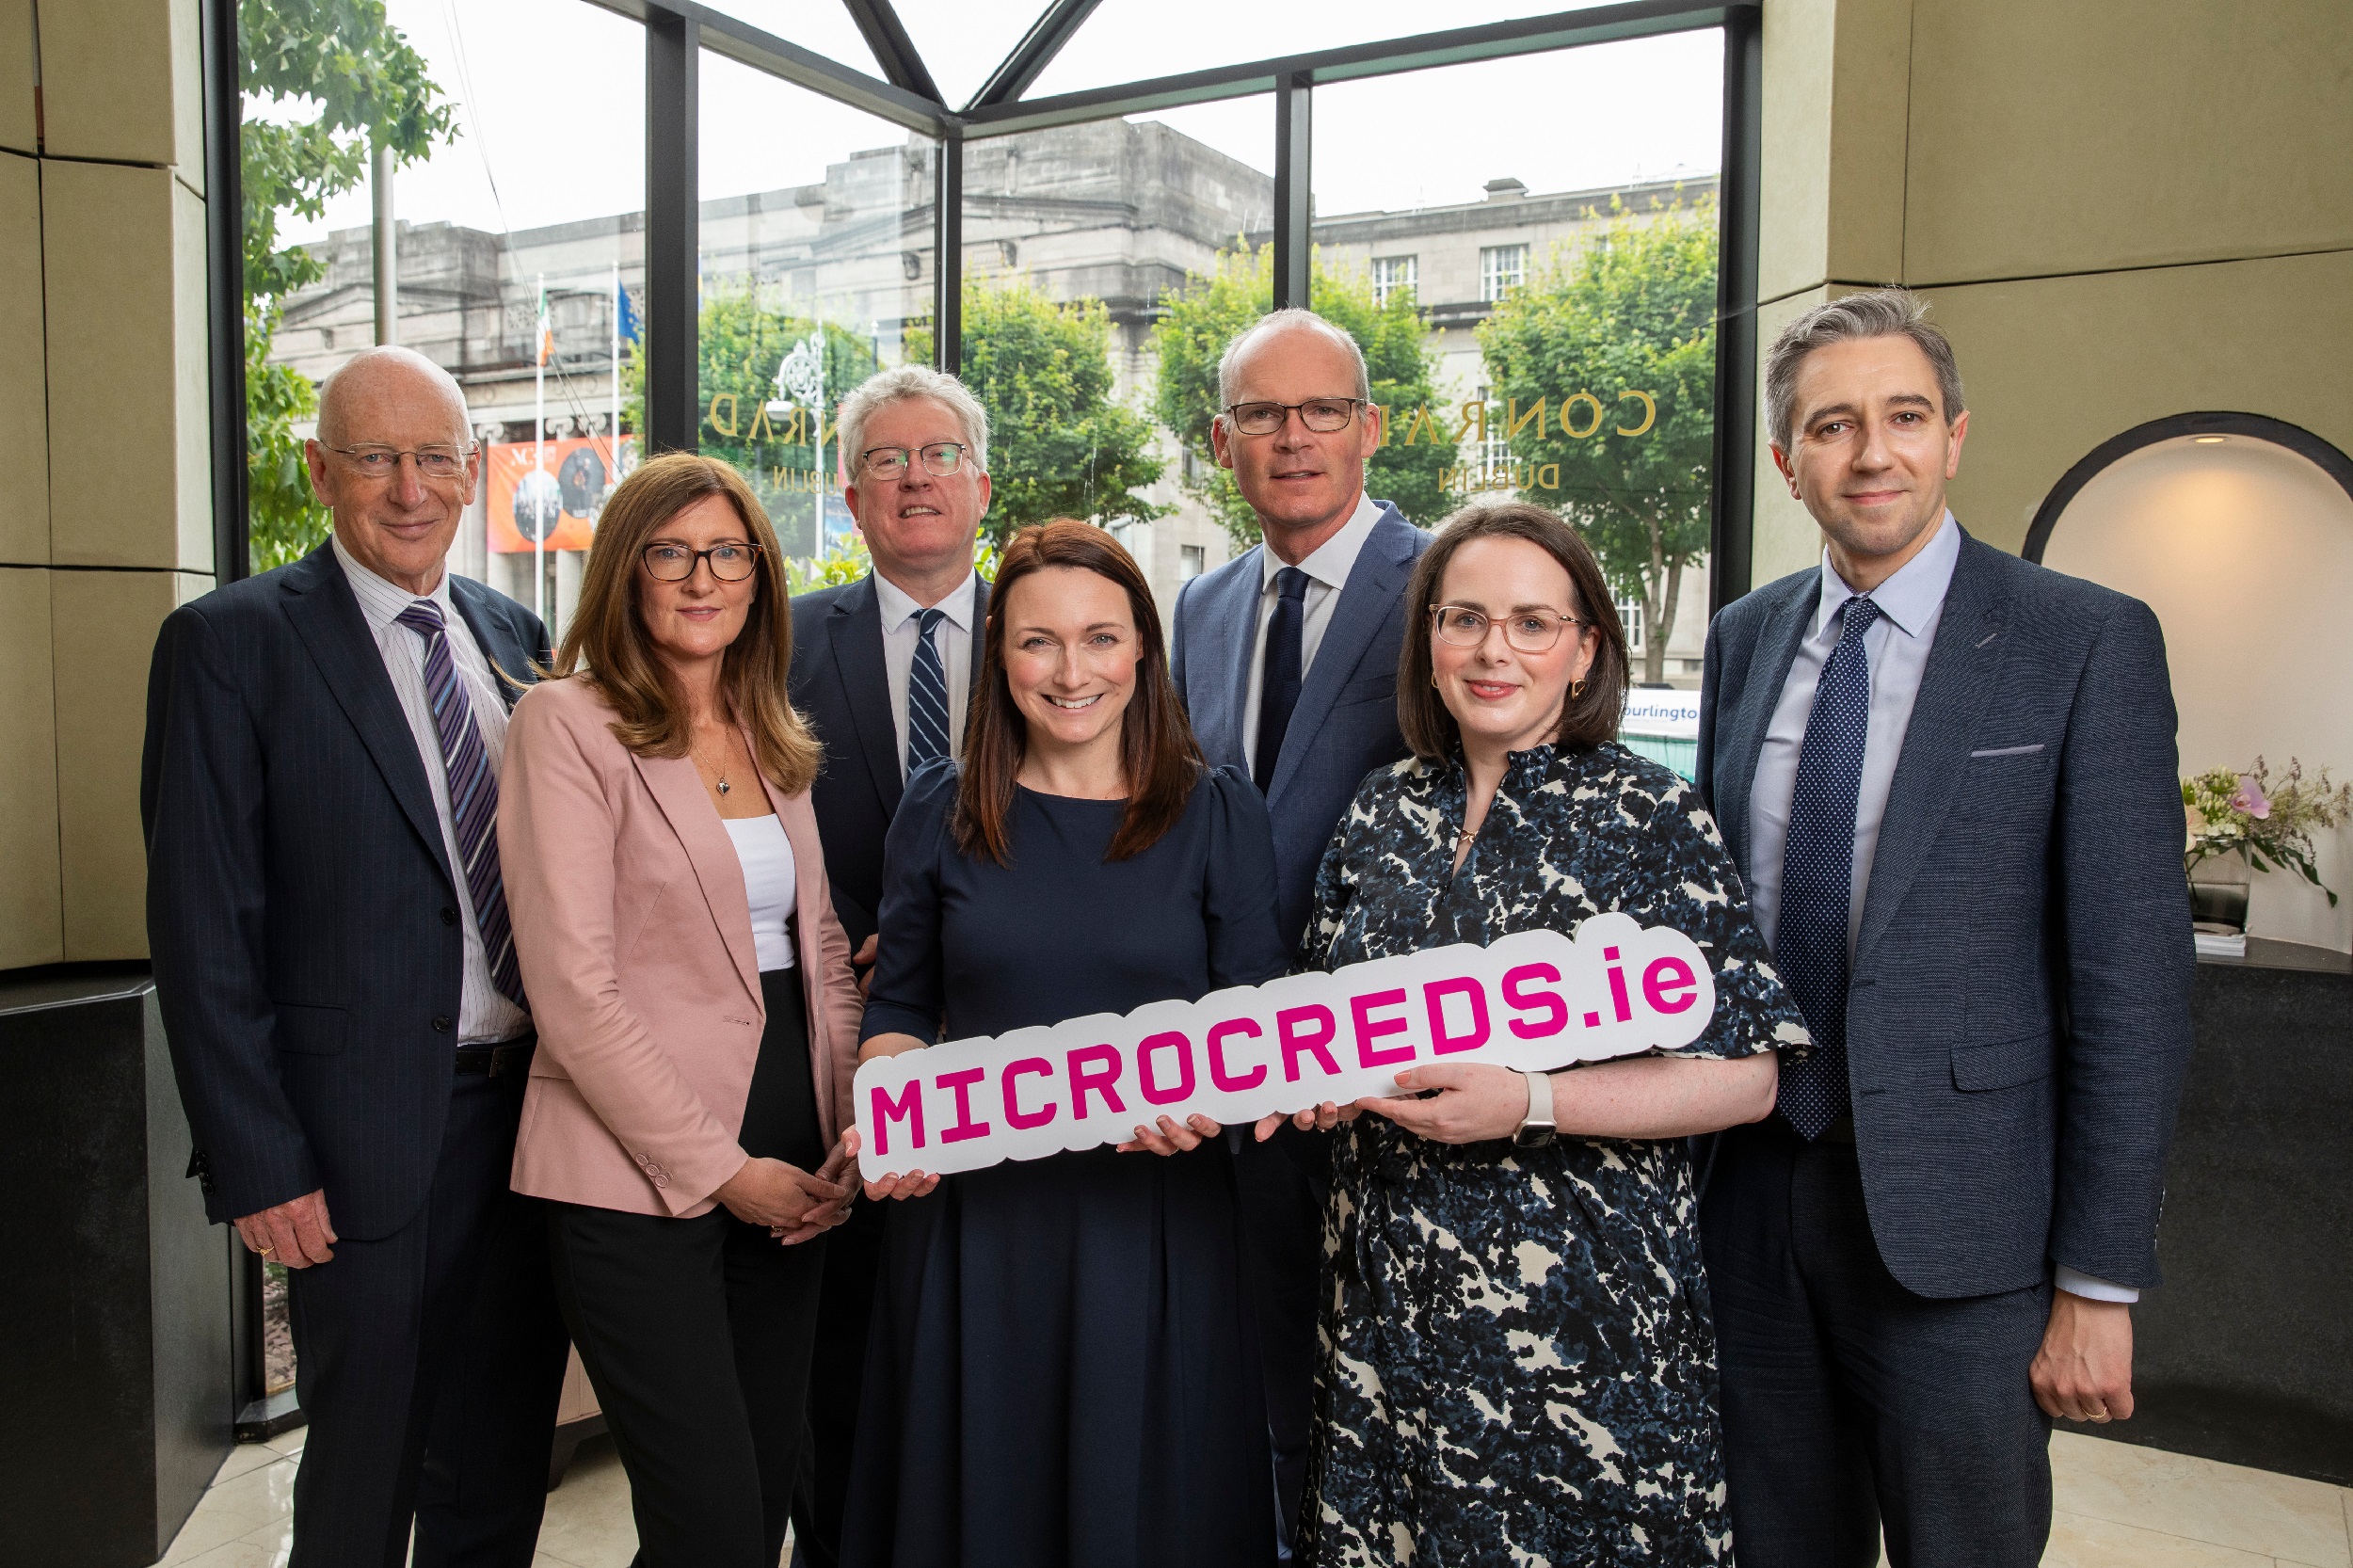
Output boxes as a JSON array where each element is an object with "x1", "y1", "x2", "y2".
[
  {"x1": 837, "y1": 363, "x2": 989, "y2": 473},
  {"x1": 1216, "y1": 308, "x2": 1371, "y2": 407},
  {"x1": 1764, "y1": 287, "x2": 1965, "y2": 451}
]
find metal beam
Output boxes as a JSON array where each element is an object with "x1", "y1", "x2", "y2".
[
  {"x1": 967, "y1": 0, "x2": 1103, "y2": 112},
  {"x1": 840, "y1": 0, "x2": 946, "y2": 106},
  {"x1": 1272, "y1": 75, "x2": 1311, "y2": 311},
  {"x1": 577, "y1": 0, "x2": 949, "y2": 136},
  {"x1": 200, "y1": 0, "x2": 249, "y2": 584},
  {"x1": 935, "y1": 134, "x2": 964, "y2": 374},
  {"x1": 1706, "y1": 5, "x2": 1762, "y2": 612},
  {"x1": 959, "y1": 0, "x2": 1753, "y2": 138},
  {"x1": 645, "y1": 10, "x2": 700, "y2": 455}
]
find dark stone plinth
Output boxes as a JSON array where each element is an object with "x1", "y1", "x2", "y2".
[{"x1": 0, "y1": 965, "x2": 233, "y2": 1565}]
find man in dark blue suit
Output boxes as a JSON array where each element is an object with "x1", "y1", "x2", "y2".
[
  {"x1": 1169, "y1": 308, "x2": 1432, "y2": 1552},
  {"x1": 143, "y1": 347, "x2": 568, "y2": 1567},
  {"x1": 786, "y1": 364, "x2": 992, "y2": 1568},
  {"x1": 1695, "y1": 291, "x2": 2195, "y2": 1566}
]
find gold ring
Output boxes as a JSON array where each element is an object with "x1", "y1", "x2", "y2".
[{"x1": 258, "y1": 1244, "x2": 275, "y2": 1255}]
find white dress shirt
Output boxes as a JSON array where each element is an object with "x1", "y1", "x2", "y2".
[
  {"x1": 874, "y1": 568, "x2": 979, "y2": 779},
  {"x1": 723, "y1": 814, "x2": 798, "y2": 972},
  {"x1": 333, "y1": 536, "x2": 532, "y2": 1047},
  {"x1": 1741, "y1": 512, "x2": 2133, "y2": 1304},
  {"x1": 1240, "y1": 489, "x2": 1384, "y2": 777}
]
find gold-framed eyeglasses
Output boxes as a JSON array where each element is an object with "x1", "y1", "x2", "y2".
[
  {"x1": 1432, "y1": 604, "x2": 1586, "y2": 653},
  {"x1": 859, "y1": 441, "x2": 968, "y2": 480},
  {"x1": 641, "y1": 542, "x2": 763, "y2": 583},
  {"x1": 326, "y1": 443, "x2": 473, "y2": 482},
  {"x1": 1224, "y1": 398, "x2": 1366, "y2": 436}
]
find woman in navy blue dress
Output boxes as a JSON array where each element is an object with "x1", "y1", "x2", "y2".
[{"x1": 840, "y1": 520, "x2": 1287, "y2": 1568}]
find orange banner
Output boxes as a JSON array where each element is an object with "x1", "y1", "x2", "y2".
[{"x1": 487, "y1": 437, "x2": 636, "y2": 553}]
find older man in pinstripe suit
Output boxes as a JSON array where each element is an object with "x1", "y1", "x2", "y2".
[{"x1": 144, "y1": 347, "x2": 568, "y2": 1567}]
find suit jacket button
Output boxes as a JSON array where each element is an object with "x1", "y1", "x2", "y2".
[
  {"x1": 432, "y1": 1016, "x2": 453, "y2": 1033},
  {"x1": 440, "y1": 906, "x2": 458, "y2": 926}
]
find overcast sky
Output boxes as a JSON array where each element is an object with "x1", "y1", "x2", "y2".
[{"x1": 274, "y1": 0, "x2": 1721, "y2": 249}]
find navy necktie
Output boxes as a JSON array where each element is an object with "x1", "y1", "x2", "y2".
[
  {"x1": 1255, "y1": 567, "x2": 1310, "y2": 793},
  {"x1": 906, "y1": 606, "x2": 952, "y2": 774},
  {"x1": 1774, "y1": 595, "x2": 1881, "y2": 1140},
  {"x1": 393, "y1": 600, "x2": 528, "y2": 1012}
]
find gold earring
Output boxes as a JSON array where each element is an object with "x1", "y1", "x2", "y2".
[{"x1": 1570, "y1": 678, "x2": 1588, "y2": 699}]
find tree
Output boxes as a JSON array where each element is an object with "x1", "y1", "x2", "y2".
[
  {"x1": 906, "y1": 279, "x2": 1167, "y2": 544},
  {"x1": 239, "y1": 0, "x2": 456, "y2": 569},
  {"x1": 1152, "y1": 244, "x2": 1452, "y2": 551},
  {"x1": 1476, "y1": 196, "x2": 1718, "y2": 684}
]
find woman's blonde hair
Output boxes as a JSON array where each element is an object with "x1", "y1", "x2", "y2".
[{"x1": 552, "y1": 452, "x2": 821, "y2": 795}]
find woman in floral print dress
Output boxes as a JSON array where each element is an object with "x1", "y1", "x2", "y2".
[{"x1": 1281, "y1": 504, "x2": 1809, "y2": 1567}]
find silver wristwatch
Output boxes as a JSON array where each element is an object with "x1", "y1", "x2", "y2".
[{"x1": 1513, "y1": 1069, "x2": 1558, "y2": 1148}]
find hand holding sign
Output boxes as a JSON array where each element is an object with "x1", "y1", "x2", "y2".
[{"x1": 854, "y1": 913, "x2": 1716, "y2": 1182}]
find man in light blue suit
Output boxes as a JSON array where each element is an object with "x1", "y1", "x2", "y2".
[{"x1": 1170, "y1": 307, "x2": 1433, "y2": 1552}]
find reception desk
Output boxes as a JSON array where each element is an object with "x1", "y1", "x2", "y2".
[{"x1": 2089, "y1": 938, "x2": 2353, "y2": 1484}]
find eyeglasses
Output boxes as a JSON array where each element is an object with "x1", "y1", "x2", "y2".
[
  {"x1": 1431, "y1": 605, "x2": 1587, "y2": 653},
  {"x1": 641, "y1": 542, "x2": 763, "y2": 583},
  {"x1": 326, "y1": 444, "x2": 473, "y2": 482},
  {"x1": 859, "y1": 442, "x2": 969, "y2": 480},
  {"x1": 1223, "y1": 398, "x2": 1366, "y2": 437}
]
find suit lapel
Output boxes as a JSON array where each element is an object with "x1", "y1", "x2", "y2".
[
  {"x1": 1209, "y1": 546, "x2": 1263, "y2": 771},
  {"x1": 280, "y1": 546, "x2": 455, "y2": 887},
  {"x1": 448, "y1": 577, "x2": 538, "y2": 710},
  {"x1": 826, "y1": 575, "x2": 904, "y2": 816},
  {"x1": 1268, "y1": 506, "x2": 1413, "y2": 806},
  {"x1": 1855, "y1": 535, "x2": 2013, "y2": 963},
  {"x1": 1717, "y1": 571, "x2": 1818, "y2": 877},
  {"x1": 634, "y1": 751, "x2": 762, "y2": 1006}
]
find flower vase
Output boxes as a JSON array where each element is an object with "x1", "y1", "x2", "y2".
[{"x1": 2188, "y1": 850, "x2": 2250, "y2": 958}]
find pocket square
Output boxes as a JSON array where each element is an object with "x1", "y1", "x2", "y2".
[{"x1": 1970, "y1": 744, "x2": 2045, "y2": 758}]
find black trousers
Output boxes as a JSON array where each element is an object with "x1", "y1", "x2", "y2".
[
  {"x1": 550, "y1": 968, "x2": 830, "y2": 1568},
  {"x1": 1233, "y1": 1122, "x2": 1326, "y2": 1558},
  {"x1": 790, "y1": 1192, "x2": 885, "y2": 1568},
  {"x1": 1699, "y1": 1117, "x2": 2054, "y2": 1568},
  {"x1": 283, "y1": 1058, "x2": 571, "y2": 1568}
]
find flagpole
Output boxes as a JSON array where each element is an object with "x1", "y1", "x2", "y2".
[
  {"x1": 610, "y1": 263, "x2": 622, "y2": 506},
  {"x1": 535, "y1": 272, "x2": 547, "y2": 627}
]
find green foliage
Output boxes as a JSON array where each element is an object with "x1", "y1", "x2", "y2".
[
  {"x1": 238, "y1": 0, "x2": 457, "y2": 571},
  {"x1": 905, "y1": 280, "x2": 1166, "y2": 543},
  {"x1": 1477, "y1": 195, "x2": 1719, "y2": 682},
  {"x1": 1151, "y1": 243, "x2": 1452, "y2": 551},
  {"x1": 784, "y1": 534, "x2": 1000, "y2": 598}
]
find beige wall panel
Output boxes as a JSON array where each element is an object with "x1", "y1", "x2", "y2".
[
  {"x1": 0, "y1": 151, "x2": 45, "y2": 563},
  {"x1": 43, "y1": 159, "x2": 205, "y2": 569},
  {"x1": 54, "y1": 568, "x2": 209, "y2": 959},
  {"x1": 1757, "y1": 0, "x2": 1835, "y2": 303},
  {"x1": 1929, "y1": 250, "x2": 2353, "y2": 557},
  {"x1": 172, "y1": 0, "x2": 205, "y2": 193},
  {"x1": 0, "y1": 568, "x2": 63, "y2": 968},
  {"x1": 38, "y1": 0, "x2": 184, "y2": 168},
  {"x1": 0, "y1": 0, "x2": 35, "y2": 155},
  {"x1": 174, "y1": 176, "x2": 214, "y2": 570},
  {"x1": 1820, "y1": 0, "x2": 1910, "y2": 289},
  {"x1": 1905, "y1": 1, "x2": 2353, "y2": 284},
  {"x1": 1758, "y1": 0, "x2": 1913, "y2": 303}
]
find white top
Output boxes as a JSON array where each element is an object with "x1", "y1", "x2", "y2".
[
  {"x1": 333, "y1": 536, "x2": 531, "y2": 1047},
  {"x1": 874, "y1": 568, "x2": 980, "y2": 779},
  {"x1": 722, "y1": 814, "x2": 798, "y2": 972},
  {"x1": 1240, "y1": 489, "x2": 1384, "y2": 776},
  {"x1": 1741, "y1": 512, "x2": 2134, "y2": 1304}
]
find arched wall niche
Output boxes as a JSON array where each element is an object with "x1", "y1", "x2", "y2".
[{"x1": 2027, "y1": 413, "x2": 2353, "y2": 954}]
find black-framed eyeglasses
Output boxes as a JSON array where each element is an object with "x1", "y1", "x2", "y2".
[
  {"x1": 1431, "y1": 604, "x2": 1587, "y2": 653},
  {"x1": 326, "y1": 443, "x2": 475, "y2": 482},
  {"x1": 858, "y1": 441, "x2": 968, "y2": 480},
  {"x1": 641, "y1": 542, "x2": 763, "y2": 583},
  {"x1": 1223, "y1": 398, "x2": 1366, "y2": 436}
]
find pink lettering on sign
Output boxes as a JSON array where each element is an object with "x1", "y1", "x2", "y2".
[
  {"x1": 936, "y1": 1066, "x2": 992, "y2": 1144},
  {"x1": 1067, "y1": 1045, "x2": 1127, "y2": 1119},
  {"x1": 1137, "y1": 1031, "x2": 1196, "y2": 1106},
  {"x1": 1002, "y1": 1058, "x2": 1057, "y2": 1129},
  {"x1": 871, "y1": 1080, "x2": 924, "y2": 1155},
  {"x1": 1207, "y1": 1018, "x2": 1267, "y2": 1092},
  {"x1": 1276, "y1": 1005, "x2": 1340, "y2": 1082},
  {"x1": 1351, "y1": 989, "x2": 1415, "y2": 1068},
  {"x1": 1424, "y1": 976, "x2": 1491, "y2": 1055},
  {"x1": 1503, "y1": 963, "x2": 1569, "y2": 1040},
  {"x1": 1604, "y1": 945, "x2": 1634, "y2": 1022},
  {"x1": 1643, "y1": 956, "x2": 1700, "y2": 1014}
]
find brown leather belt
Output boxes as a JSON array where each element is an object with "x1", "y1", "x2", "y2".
[{"x1": 455, "y1": 1036, "x2": 536, "y2": 1078}]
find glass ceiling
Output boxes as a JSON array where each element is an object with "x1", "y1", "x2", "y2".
[{"x1": 701, "y1": 1, "x2": 886, "y2": 81}]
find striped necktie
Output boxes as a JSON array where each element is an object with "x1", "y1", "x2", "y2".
[
  {"x1": 393, "y1": 600, "x2": 528, "y2": 1011},
  {"x1": 1773, "y1": 595, "x2": 1881, "y2": 1140},
  {"x1": 906, "y1": 606, "x2": 952, "y2": 773}
]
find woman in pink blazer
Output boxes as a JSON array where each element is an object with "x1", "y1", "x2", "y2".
[{"x1": 500, "y1": 453, "x2": 863, "y2": 1568}]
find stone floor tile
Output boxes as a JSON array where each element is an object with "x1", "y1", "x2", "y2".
[
  {"x1": 160, "y1": 1543, "x2": 280, "y2": 1568},
  {"x1": 2053, "y1": 1433, "x2": 2350, "y2": 1566},
  {"x1": 207, "y1": 1444, "x2": 281, "y2": 1487},
  {"x1": 530, "y1": 1438, "x2": 641, "y2": 1568},
  {"x1": 234, "y1": 1512, "x2": 295, "y2": 1568},
  {"x1": 159, "y1": 1457, "x2": 298, "y2": 1565},
  {"x1": 2042, "y1": 1509, "x2": 2278, "y2": 1567}
]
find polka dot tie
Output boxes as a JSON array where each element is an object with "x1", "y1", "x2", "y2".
[{"x1": 1774, "y1": 595, "x2": 1881, "y2": 1141}]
